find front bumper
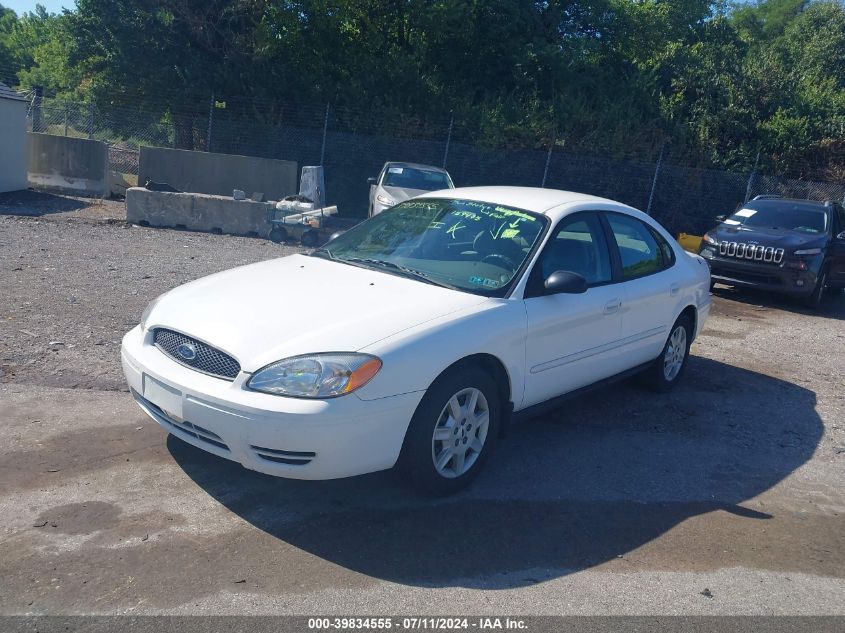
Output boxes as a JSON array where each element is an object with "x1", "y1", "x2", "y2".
[
  {"x1": 700, "y1": 250, "x2": 819, "y2": 297},
  {"x1": 121, "y1": 326, "x2": 423, "y2": 480}
]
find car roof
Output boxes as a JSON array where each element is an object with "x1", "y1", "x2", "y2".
[
  {"x1": 383, "y1": 161, "x2": 450, "y2": 174},
  {"x1": 417, "y1": 186, "x2": 635, "y2": 216}
]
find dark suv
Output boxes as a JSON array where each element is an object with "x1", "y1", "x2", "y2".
[{"x1": 698, "y1": 196, "x2": 845, "y2": 307}]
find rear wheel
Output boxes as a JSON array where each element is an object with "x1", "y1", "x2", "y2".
[
  {"x1": 400, "y1": 366, "x2": 500, "y2": 495},
  {"x1": 646, "y1": 314, "x2": 692, "y2": 392}
]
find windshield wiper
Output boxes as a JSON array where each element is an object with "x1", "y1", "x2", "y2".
[{"x1": 341, "y1": 257, "x2": 457, "y2": 289}]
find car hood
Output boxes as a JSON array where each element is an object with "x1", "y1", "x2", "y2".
[
  {"x1": 382, "y1": 185, "x2": 429, "y2": 203},
  {"x1": 146, "y1": 254, "x2": 488, "y2": 372},
  {"x1": 709, "y1": 224, "x2": 828, "y2": 251}
]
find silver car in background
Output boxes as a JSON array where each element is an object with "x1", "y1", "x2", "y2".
[{"x1": 368, "y1": 162, "x2": 455, "y2": 217}]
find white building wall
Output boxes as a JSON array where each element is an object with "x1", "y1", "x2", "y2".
[{"x1": 0, "y1": 97, "x2": 29, "y2": 193}]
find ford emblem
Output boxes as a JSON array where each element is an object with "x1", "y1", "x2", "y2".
[{"x1": 177, "y1": 343, "x2": 197, "y2": 361}]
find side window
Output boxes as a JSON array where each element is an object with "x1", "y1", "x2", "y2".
[
  {"x1": 651, "y1": 227, "x2": 676, "y2": 268},
  {"x1": 836, "y1": 204, "x2": 845, "y2": 232},
  {"x1": 606, "y1": 214, "x2": 666, "y2": 279},
  {"x1": 532, "y1": 213, "x2": 612, "y2": 290}
]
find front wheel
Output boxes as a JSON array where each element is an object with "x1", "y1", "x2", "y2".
[
  {"x1": 400, "y1": 366, "x2": 500, "y2": 495},
  {"x1": 804, "y1": 267, "x2": 828, "y2": 309},
  {"x1": 646, "y1": 314, "x2": 692, "y2": 392},
  {"x1": 268, "y1": 226, "x2": 288, "y2": 243},
  {"x1": 300, "y1": 230, "x2": 320, "y2": 247}
]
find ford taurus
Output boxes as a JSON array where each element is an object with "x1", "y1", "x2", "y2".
[{"x1": 122, "y1": 187, "x2": 711, "y2": 493}]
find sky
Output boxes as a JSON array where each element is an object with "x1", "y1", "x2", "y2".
[{"x1": 3, "y1": 0, "x2": 70, "y2": 15}]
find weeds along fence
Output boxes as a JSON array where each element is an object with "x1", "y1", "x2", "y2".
[{"x1": 26, "y1": 95, "x2": 845, "y2": 234}]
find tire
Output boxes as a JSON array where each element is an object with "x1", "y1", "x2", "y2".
[
  {"x1": 645, "y1": 314, "x2": 693, "y2": 392},
  {"x1": 400, "y1": 365, "x2": 501, "y2": 495},
  {"x1": 804, "y1": 267, "x2": 828, "y2": 309},
  {"x1": 268, "y1": 226, "x2": 288, "y2": 243}
]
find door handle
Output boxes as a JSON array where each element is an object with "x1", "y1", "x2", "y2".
[
  {"x1": 604, "y1": 299, "x2": 622, "y2": 314},
  {"x1": 670, "y1": 283, "x2": 680, "y2": 296}
]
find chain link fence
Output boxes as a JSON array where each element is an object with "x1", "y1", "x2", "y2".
[{"x1": 26, "y1": 95, "x2": 845, "y2": 234}]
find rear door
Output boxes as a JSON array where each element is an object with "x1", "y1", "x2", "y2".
[
  {"x1": 522, "y1": 212, "x2": 624, "y2": 407},
  {"x1": 603, "y1": 212, "x2": 678, "y2": 368}
]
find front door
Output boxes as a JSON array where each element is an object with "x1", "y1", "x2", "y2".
[{"x1": 522, "y1": 212, "x2": 624, "y2": 408}]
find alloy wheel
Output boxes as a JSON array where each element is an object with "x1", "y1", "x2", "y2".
[
  {"x1": 431, "y1": 387, "x2": 490, "y2": 479},
  {"x1": 663, "y1": 325, "x2": 687, "y2": 382}
]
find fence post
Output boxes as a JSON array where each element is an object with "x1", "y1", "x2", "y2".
[
  {"x1": 646, "y1": 142, "x2": 665, "y2": 215},
  {"x1": 64, "y1": 103, "x2": 68, "y2": 136},
  {"x1": 206, "y1": 93, "x2": 214, "y2": 152},
  {"x1": 32, "y1": 86, "x2": 43, "y2": 132},
  {"x1": 744, "y1": 151, "x2": 761, "y2": 203},
  {"x1": 442, "y1": 112, "x2": 454, "y2": 169},
  {"x1": 320, "y1": 103, "x2": 330, "y2": 166},
  {"x1": 541, "y1": 139, "x2": 554, "y2": 188},
  {"x1": 87, "y1": 102, "x2": 94, "y2": 139}
]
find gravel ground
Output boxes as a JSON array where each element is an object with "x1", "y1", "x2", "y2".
[
  {"x1": 0, "y1": 206, "x2": 844, "y2": 616},
  {"x1": 0, "y1": 190, "x2": 126, "y2": 222},
  {"x1": 0, "y1": 213, "x2": 302, "y2": 389}
]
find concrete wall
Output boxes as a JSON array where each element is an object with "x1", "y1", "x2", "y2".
[
  {"x1": 138, "y1": 147, "x2": 297, "y2": 200},
  {"x1": 126, "y1": 187, "x2": 276, "y2": 237},
  {"x1": 27, "y1": 133, "x2": 108, "y2": 196},
  {"x1": 0, "y1": 98, "x2": 29, "y2": 193}
]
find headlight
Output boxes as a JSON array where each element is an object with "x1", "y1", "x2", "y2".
[
  {"x1": 247, "y1": 353, "x2": 382, "y2": 398},
  {"x1": 376, "y1": 194, "x2": 395, "y2": 206},
  {"x1": 140, "y1": 294, "x2": 164, "y2": 330},
  {"x1": 793, "y1": 247, "x2": 822, "y2": 256},
  {"x1": 702, "y1": 232, "x2": 718, "y2": 245}
]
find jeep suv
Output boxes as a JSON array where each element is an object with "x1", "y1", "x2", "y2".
[{"x1": 698, "y1": 197, "x2": 845, "y2": 307}]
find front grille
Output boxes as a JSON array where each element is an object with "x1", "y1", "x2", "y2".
[
  {"x1": 133, "y1": 390, "x2": 230, "y2": 452},
  {"x1": 718, "y1": 241, "x2": 784, "y2": 264},
  {"x1": 153, "y1": 328, "x2": 240, "y2": 380}
]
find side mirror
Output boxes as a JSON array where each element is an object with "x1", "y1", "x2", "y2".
[
  {"x1": 837, "y1": 231, "x2": 845, "y2": 240},
  {"x1": 715, "y1": 215, "x2": 727, "y2": 223},
  {"x1": 544, "y1": 270, "x2": 588, "y2": 295},
  {"x1": 327, "y1": 230, "x2": 345, "y2": 242},
  {"x1": 367, "y1": 177, "x2": 377, "y2": 186}
]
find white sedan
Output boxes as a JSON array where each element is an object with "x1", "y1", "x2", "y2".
[{"x1": 122, "y1": 187, "x2": 711, "y2": 493}]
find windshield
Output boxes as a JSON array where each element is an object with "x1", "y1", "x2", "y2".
[
  {"x1": 382, "y1": 166, "x2": 453, "y2": 191},
  {"x1": 725, "y1": 202, "x2": 828, "y2": 234},
  {"x1": 314, "y1": 198, "x2": 548, "y2": 296}
]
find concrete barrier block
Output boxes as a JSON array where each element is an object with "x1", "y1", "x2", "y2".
[
  {"x1": 27, "y1": 133, "x2": 108, "y2": 197},
  {"x1": 126, "y1": 188, "x2": 276, "y2": 237},
  {"x1": 138, "y1": 147, "x2": 297, "y2": 201}
]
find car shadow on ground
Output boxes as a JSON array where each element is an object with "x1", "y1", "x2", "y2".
[
  {"x1": 0, "y1": 189, "x2": 89, "y2": 216},
  {"x1": 712, "y1": 283, "x2": 845, "y2": 320},
  {"x1": 169, "y1": 356, "x2": 822, "y2": 588}
]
